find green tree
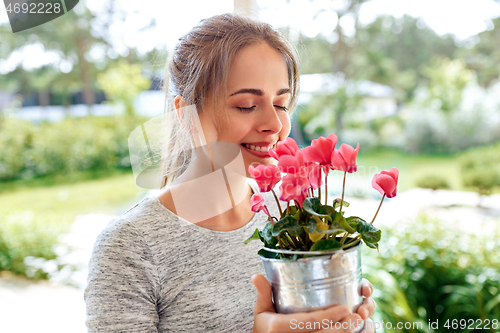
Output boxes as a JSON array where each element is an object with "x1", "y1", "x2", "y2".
[
  {"x1": 299, "y1": 87, "x2": 362, "y2": 141},
  {"x1": 0, "y1": 0, "x2": 159, "y2": 112},
  {"x1": 421, "y1": 57, "x2": 473, "y2": 114},
  {"x1": 355, "y1": 15, "x2": 457, "y2": 102},
  {"x1": 297, "y1": 33, "x2": 333, "y2": 74},
  {"x1": 459, "y1": 16, "x2": 500, "y2": 88},
  {"x1": 97, "y1": 60, "x2": 150, "y2": 117}
]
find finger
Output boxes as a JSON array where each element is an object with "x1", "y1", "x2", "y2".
[
  {"x1": 252, "y1": 274, "x2": 276, "y2": 315},
  {"x1": 359, "y1": 279, "x2": 373, "y2": 297},
  {"x1": 334, "y1": 313, "x2": 363, "y2": 333},
  {"x1": 359, "y1": 318, "x2": 375, "y2": 333},
  {"x1": 266, "y1": 305, "x2": 352, "y2": 333},
  {"x1": 357, "y1": 298, "x2": 375, "y2": 320}
]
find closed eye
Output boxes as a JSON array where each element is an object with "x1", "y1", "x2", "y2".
[
  {"x1": 236, "y1": 106, "x2": 256, "y2": 112},
  {"x1": 236, "y1": 105, "x2": 289, "y2": 112}
]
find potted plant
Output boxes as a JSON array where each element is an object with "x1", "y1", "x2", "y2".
[{"x1": 244, "y1": 135, "x2": 399, "y2": 315}]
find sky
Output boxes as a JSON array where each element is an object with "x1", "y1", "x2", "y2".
[{"x1": 1, "y1": 0, "x2": 500, "y2": 72}]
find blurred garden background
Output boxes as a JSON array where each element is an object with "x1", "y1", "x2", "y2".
[{"x1": 1, "y1": 0, "x2": 499, "y2": 332}]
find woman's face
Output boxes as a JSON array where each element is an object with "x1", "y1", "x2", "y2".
[{"x1": 199, "y1": 42, "x2": 292, "y2": 176}]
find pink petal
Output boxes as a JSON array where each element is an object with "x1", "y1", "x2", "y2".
[
  {"x1": 278, "y1": 155, "x2": 300, "y2": 174},
  {"x1": 308, "y1": 163, "x2": 323, "y2": 189},
  {"x1": 371, "y1": 174, "x2": 384, "y2": 196},
  {"x1": 374, "y1": 174, "x2": 397, "y2": 198},
  {"x1": 331, "y1": 149, "x2": 347, "y2": 172}
]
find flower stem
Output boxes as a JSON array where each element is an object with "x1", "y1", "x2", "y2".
[
  {"x1": 264, "y1": 206, "x2": 274, "y2": 225},
  {"x1": 339, "y1": 171, "x2": 347, "y2": 212},
  {"x1": 324, "y1": 170, "x2": 328, "y2": 206},
  {"x1": 371, "y1": 194, "x2": 385, "y2": 224},
  {"x1": 285, "y1": 231, "x2": 299, "y2": 249},
  {"x1": 277, "y1": 235, "x2": 284, "y2": 248},
  {"x1": 340, "y1": 232, "x2": 349, "y2": 245},
  {"x1": 349, "y1": 234, "x2": 362, "y2": 243},
  {"x1": 342, "y1": 237, "x2": 361, "y2": 249},
  {"x1": 271, "y1": 189, "x2": 283, "y2": 218}
]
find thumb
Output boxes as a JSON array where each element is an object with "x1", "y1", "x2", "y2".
[{"x1": 252, "y1": 274, "x2": 275, "y2": 314}]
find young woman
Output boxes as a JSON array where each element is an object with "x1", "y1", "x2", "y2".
[{"x1": 85, "y1": 13, "x2": 376, "y2": 332}]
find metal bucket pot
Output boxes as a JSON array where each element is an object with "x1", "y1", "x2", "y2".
[{"x1": 260, "y1": 242, "x2": 363, "y2": 315}]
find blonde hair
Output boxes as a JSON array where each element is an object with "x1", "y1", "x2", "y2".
[{"x1": 160, "y1": 13, "x2": 300, "y2": 188}]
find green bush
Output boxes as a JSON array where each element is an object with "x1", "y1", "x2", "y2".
[
  {"x1": 362, "y1": 213, "x2": 500, "y2": 332},
  {"x1": 0, "y1": 211, "x2": 68, "y2": 279},
  {"x1": 460, "y1": 143, "x2": 500, "y2": 196},
  {"x1": 0, "y1": 118, "x2": 35, "y2": 179},
  {"x1": 416, "y1": 175, "x2": 450, "y2": 190},
  {"x1": 0, "y1": 116, "x2": 144, "y2": 181}
]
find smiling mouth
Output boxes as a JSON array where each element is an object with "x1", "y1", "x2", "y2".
[{"x1": 241, "y1": 142, "x2": 277, "y2": 153}]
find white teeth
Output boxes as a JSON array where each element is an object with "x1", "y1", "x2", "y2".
[{"x1": 242, "y1": 143, "x2": 274, "y2": 152}]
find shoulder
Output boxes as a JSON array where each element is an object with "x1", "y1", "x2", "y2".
[{"x1": 93, "y1": 195, "x2": 180, "y2": 251}]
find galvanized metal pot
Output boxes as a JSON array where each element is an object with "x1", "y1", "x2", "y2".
[{"x1": 260, "y1": 242, "x2": 363, "y2": 315}]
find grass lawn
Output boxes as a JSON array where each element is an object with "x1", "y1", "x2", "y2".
[
  {"x1": 0, "y1": 170, "x2": 143, "y2": 277},
  {"x1": 0, "y1": 170, "x2": 143, "y2": 232},
  {"x1": 356, "y1": 149, "x2": 463, "y2": 192}
]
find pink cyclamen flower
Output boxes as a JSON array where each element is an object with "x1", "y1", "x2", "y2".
[
  {"x1": 248, "y1": 164, "x2": 281, "y2": 192},
  {"x1": 331, "y1": 143, "x2": 359, "y2": 173},
  {"x1": 301, "y1": 134, "x2": 338, "y2": 170},
  {"x1": 277, "y1": 150, "x2": 309, "y2": 176},
  {"x1": 269, "y1": 137, "x2": 299, "y2": 160},
  {"x1": 279, "y1": 172, "x2": 309, "y2": 208},
  {"x1": 307, "y1": 163, "x2": 323, "y2": 190},
  {"x1": 251, "y1": 193, "x2": 270, "y2": 215},
  {"x1": 372, "y1": 167, "x2": 399, "y2": 198}
]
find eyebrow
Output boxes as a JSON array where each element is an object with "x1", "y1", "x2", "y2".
[{"x1": 229, "y1": 88, "x2": 291, "y2": 97}]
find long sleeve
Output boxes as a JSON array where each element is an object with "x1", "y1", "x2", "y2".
[{"x1": 84, "y1": 218, "x2": 161, "y2": 332}]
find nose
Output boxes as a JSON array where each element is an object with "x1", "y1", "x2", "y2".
[{"x1": 258, "y1": 102, "x2": 283, "y2": 134}]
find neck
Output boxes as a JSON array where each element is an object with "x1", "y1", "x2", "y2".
[{"x1": 159, "y1": 143, "x2": 255, "y2": 230}]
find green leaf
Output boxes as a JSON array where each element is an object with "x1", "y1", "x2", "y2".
[
  {"x1": 324, "y1": 221, "x2": 346, "y2": 234},
  {"x1": 258, "y1": 248, "x2": 278, "y2": 259},
  {"x1": 333, "y1": 198, "x2": 350, "y2": 210},
  {"x1": 243, "y1": 228, "x2": 261, "y2": 245},
  {"x1": 317, "y1": 204, "x2": 336, "y2": 215},
  {"x1": 261, "y1": 222, "x2": 274, "y2": 243},
  {"x1": 310, "y1": 239, "x2": 342, "y2": 251},
  {"x1": 272, "y1": 216, "x2": 303, "y2": 237},
  {"x1": 363, "y1": 239, "x2": 379, "y2": 250},
  {"x1": 303, "y1": 197, "x2": 332, "y2": 222},
  {"x1": 300, "y1": 217, "x2": 317, "y2": 234},
  {"x1": 334, "y1": 212, "x2": 356, "y2": 233},
  {"x1": 356, "y1": 219, "x2": 382, "y2": 244},
  {"x1": 346, "y1": 216, "x2": 362, "y2": 232}
]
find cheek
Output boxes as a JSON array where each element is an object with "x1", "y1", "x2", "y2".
[{"x1": 279, "y1": 113, "x2": 292, "y2": 139}]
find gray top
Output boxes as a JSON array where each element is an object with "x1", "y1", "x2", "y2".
[{"x1": 84, "y1": 180, "x2": 284, "y2": 332}]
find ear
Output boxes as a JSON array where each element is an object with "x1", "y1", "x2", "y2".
[
  {"x1": 174, "y1": 95, "x2": 187, "y2": 124},
  {"x1": 174, "y1": 95, "x2": 195, "y2": 134},
  {"x1": 174, "y1": 95, "x2": 206, "y2": 147}
]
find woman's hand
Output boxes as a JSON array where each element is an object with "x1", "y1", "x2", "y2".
[{"x1": 251, "y1": 274, "x2": 376, "y2": 333}]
